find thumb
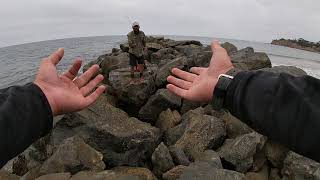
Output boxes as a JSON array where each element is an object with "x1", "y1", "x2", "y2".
[{"x1": 211, "y1": 41, "x2": 221, "y2": 52}]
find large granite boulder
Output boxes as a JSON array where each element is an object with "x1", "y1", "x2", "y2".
[
  {"x1": 168, "y1": 146, "x2": 191, "y2": 166},
  {"x1": 139, "y1": 89, "x2": 181, "y2": 124},
  {"x1": 48, "y1": 95, "x2": 161, "y2": 167},
  {"x1": 217, "y1": 132, "x2": 266, "y2": 173},
  {"x1": 175, "y1": 44, "x2": 204, "y2": 57},
  {"x1": 35, "y1": 173, "x2": 71, "y2": 180},
  {"x1": 221, "y1": 42, "x2": 238, "y2": 55},
  {"x1": 231, "y1": 47, "x2": 271, "y2": 70},
  {"x1": 178, "y1": 162, "x2": 246, "y2": 180},
  {"x1": 108, "y1": 63, "x2": 158, "y2": 111},
  {"x1": 70, "y1": 170, "x2": 139, "y2": 180},
  {"x1": 150, "y1": 48, "x2": 179, "y2": 65},
  {"x1": 39, "y1": 136, "x2": 105, "y2": 175},
  {"x1": 265, "y1": 140, "x2": 289, "y2": 168},
  {"x1": 151, "y1": 143, "x2": 175, "y2": 177},
  {"x1": 167, "y1": 40, "x2": 202, "y2": 47},
  {"x1": 155, "y1": 56, "x2": 190, "y2": 87},
  {"x1": 194, "y1": 150, "x2": 223, "y2": 169},
  {"x1": 147, "y1": 43, "x2": 163, "y2": 52},
  {"x1": 174, "y1": 113, "x2": 226, "y2": 159},
  {"x1": 162, "y1": 165, "x2": 187, "y2": 180},
  {"x1": 281, "y1": 151, "x2": 320, "y2": 179},
  {"x1": 219, "y1": 112, "x2": 253, "y2": 138}
]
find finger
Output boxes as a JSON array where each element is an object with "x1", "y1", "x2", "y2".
[
  {"x1": 62, "y1": 59, "x2": 82, "y2": 80},
  {"x1": 190, "y1": 67, "x2": 207, "y2": 75},
  {"x1": 80, "y1": 74, "x2": 104, "y2": 96},
  {"x1": 211, "y1": 41, "x2": 221, "y2": 52},
  {"x1": 166, "y1": 84, "x2": 190, "y2": 100},
  {"x1": 171, "y1": 68, "x2": 197, "y2": 82},
  {"x1": 83, "y1": 85, "x2": 106, "y2": 107},
  {"x1": 73, "y1": 64, "x2": 100, "y2": 88},
  {"x1": 48, "y1": 48, "x2": 64, "y2": 65},
  {"x1": 167, "y1": 75, "x2": 192, "y2": 90}
]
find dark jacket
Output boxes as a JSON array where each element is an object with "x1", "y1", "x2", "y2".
[
  {"x1": 226, "y1": 71, "x2": 320, "y2": 162},
  {"x1": 0, "y1": 83, "x2": 52, "y2": 167}
]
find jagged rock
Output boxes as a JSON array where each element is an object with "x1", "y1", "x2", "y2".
[
  {"x1": 112, "y1": 167, "x2": 157, "y2": 180},
  {"x1": 175, "y1": 44, "x2": 203, "y2": 57},
  {"x1": 168, "y1": 40, "x2": 202, "y2": 47},
  {"x1": 174, "y1": 114, "x2": 226, "y2": 159},
  {"x1": 194, "y1": 150, "x2": 223, "y2": 169},
  {"x1": 203, "y1": 104, "x2": 226, "y2": 118},
  {"x1": 162, "y1": 165, "x2": 186, "y2": 180},
  {"x1": 147, "y1": 43, "x2": 163, "y2": 51},
  {"x1": 49, "y1": 97, "x2": 161, "y2": 167},
  {"x1": 0, "y1": 170, "x2": 20, "y2": 180},
  {"x1": 252, "y1": 148, "x2": 267, "y2": 172},
  {"x1": 245, "y1": 164, "x2": 269, "y2": 180},
  {"x1": 221, "y1": 42, "x2": 238, "y2": 55},
  {"x1": 120, "y1": 43, "x2": 129, "y2": 52},
  {"x1": 180, "y1": 100, "x2": 203, "y2": 115},
  {"x1": 260, "y1": 65, "x2": 307, "y2": 76},
  {"x1": 178, "y1": 162, "x2": 246, "y2": 180},
  {"x1": 282, "y1": 151, "x2": 320, "y2": 179},
  {"x1": 39, "y1": 136, "x2": 105, "y2": 175},
  {"x1": 150, "y1": 48, "x2": 179, "y2": 65},
  {"x1": 108, "y1": 63, "x2": 158, "y2": 109},
  {"x1": 139, "y1": 89, "x2": 181, "y2": 124},
  {"x1": 35, "y1": 173, "x2": 71, "y2": 180},
  {"x1": 231, "y1": 47, "x2": 271, "y2": 70},
  {"x1": 220, "y1": 112, "x2": 253, "y2": 138},
  {"x1": 169, "y1": 146, "x2": 190, "y2": 166},
  {"x1": 217, "y1": 132, "x2": 266, "y2": 173},
  {"x1": 193, "y1": 51, "x2": 211, "y2": 67},
  {"x1": 156, "y1": 109, "x2": 181, "y2": 132},
  {"x1": 151, "y1": 143, "x2": 175, "y2": 177},
  {"x1": 70, "y1": 170, "x2": 139, "y2": 180},
  {"x1": 98, "y1": 53, "x2": 130, "y2": 81},
  {"x1": 269, "y1": 168, "x2": 281, "y2": 180},
  {"x1": 155, "y1": 56, "x2": 190, "y2": 87},
  {"x1": 265, "y1": 140, "x2": 289, "y2": 168}
]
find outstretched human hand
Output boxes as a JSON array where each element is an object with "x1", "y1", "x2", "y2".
[
  {"x1": 167, "y1": 41, "x2": 234, "y2": 102},
  {"x1": 34, "y1": 48, "x2": 106, "y2": 116}
]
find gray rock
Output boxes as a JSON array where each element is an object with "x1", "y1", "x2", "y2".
[
  {"x1": 245, "y1": 164, "x2": 269, "y2": 180},
  {"x1": 169, "y1": 146, "x2": 190, "y2": 166},
  {"x1": 98, "y1": 53, "x2": 130, "y2": 82},
  {"x1": 139, "y1": 89, "x2": 181, "y2": 124},
  {"x1": 265, "y1": 140, "x2": 289, "y2": 168},
  {"x1": 193, "y1": 51, "x2": 211, "y2": 67},
  {"x1": 150, "y1": 48, "x2": 179, "y2": 65},
  {"x1": 260, "y1": 65, "x2": 307, "y2": 76},
  {"x1": 49, "y1": 98, "x2": 161, "y2": 167},
  {"x1": 155, "y1": 56, "x2": 190, "y2": 87},
  {"x1": 252, "y1": 148, "x2": 267, "y2": 172},
  {"x1": 231, "y1": 47, "x2": 272, "y2": 70},
  {"x1": 194, "y1": 150, "x2": 223, "y2": 169},
  {"x1": 178, "y1": 162, "x2": 246, "y2": 180},
  {"x1": 39, "y1": 136, "x2": 105, "y2": 175},
  {"x1": 217, "y1": 132, "x2": 266, "y2": 173},
  {"x1": 111, "y1": 167, "x2": 157, "y2": 180},
  {"x1": 220, "y1": 112, "x2": 253, "y2": 138},
  {"x1": 175, "y1": 114, "x2": 226, "y2": 159},
  {"x1": 168, "y1": 40, "x2": 202, "y2": 47},
  {"x1": 180, "y1": 100, "x2": 203, "y2": 115},
  {"x1": 109, "y1": 63, "x2": 158, "y2": 108},
  {"x1": 269, "y1": 168, "x2": 281, "y2": 180},
  {"x1": 120, "y1": 43, "x2": 129, "y2": 52},
  {"x1": 175, "y1": 44, "x2": 203, "y2": 57},
  {"x1": 156, "y1": 109, "x2": 181, "y2": 132},
  {"x1": 147, "y1": 43, "x2": 163, "y2": 51},
  {"x1": 0, "y1": 170, "x2": 20, "y2": 180},
  {"x1": 221, "y1": 42, "x2": 238, "y2": 55},
  {"x1": 152, "y1": 143, "x2": 175, "y2": 177},
  {"x1": 70, "y1": 170, "x2": 140, "y2": 180},
  {"x1": 35, "y1": 173, "x2": 71, "y2": 180},
  {"x1": 282, "y1": 151, "x2": 320, "y2": 179},
  {"x1": 162, "y1": 165, "x2": 186, "y2": 180}
]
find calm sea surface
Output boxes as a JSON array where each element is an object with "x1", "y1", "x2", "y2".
[{"x1": 0, "y1": 35, "x2": 320, "y2": 89}]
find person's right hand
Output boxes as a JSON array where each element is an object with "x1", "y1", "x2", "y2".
[
  {"x1": 34, "y1": 48, "x2": 106, "y2": 116},
  {"x1": 166, "y1": 41, "x2": 234, "y2": 102}
]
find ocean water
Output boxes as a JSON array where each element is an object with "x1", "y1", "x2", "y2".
[{"x1": 0, "y1": 35, "x2": 320, "y2": 89}]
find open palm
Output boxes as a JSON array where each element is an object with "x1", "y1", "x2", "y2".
[
  {"x1": 167, "y1": 41, "x2": 234, "y2": 102},
  {"x1": 34, "y1": 48, "x2": 105, "y2": 116}
]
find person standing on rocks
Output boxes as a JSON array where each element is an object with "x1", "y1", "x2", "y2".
[
  {"x1": 127, "y1": 21, "x2": 147, "y2": 81},
  {"x1": 167, "y1": 41, "x2": 320, "y2": 162}
]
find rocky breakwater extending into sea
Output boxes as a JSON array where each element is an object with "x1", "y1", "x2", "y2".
[{"x1": 1, "y1": 36, "x2": 317, "y2": 180}]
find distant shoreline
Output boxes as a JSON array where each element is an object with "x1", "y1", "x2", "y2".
[{"x1": 272, "y1": 38, "x2": 320, "y2": 54}]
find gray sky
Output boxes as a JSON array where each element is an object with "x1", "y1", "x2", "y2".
[{"x1": 0, "y1": 0, "x2": 319, "y2": 47}]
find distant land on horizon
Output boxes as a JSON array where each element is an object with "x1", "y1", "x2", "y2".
[{"x1": 272, "y1": 38, "x2": 320, "y2": 54}]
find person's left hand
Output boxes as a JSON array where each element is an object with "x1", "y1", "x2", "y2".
[{"x1": 34, "y1": 48, "x2": 106, "y2": 116}]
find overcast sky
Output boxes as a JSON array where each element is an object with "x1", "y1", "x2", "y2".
[{"x1": 0, "y1": 0, "x2": 319, "y2": 47}]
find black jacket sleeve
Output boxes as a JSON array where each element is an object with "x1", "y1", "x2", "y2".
[
  {"x1": 225, "y1": 71, "x2": 320, "y2": 162},
  {"x1": 0, "y1": 83, "x2": 53, "y2": 167}
]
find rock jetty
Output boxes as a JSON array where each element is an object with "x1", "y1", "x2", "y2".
[{"x1": 272, "y1": 38, "x2": 320, "y2": 53}]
